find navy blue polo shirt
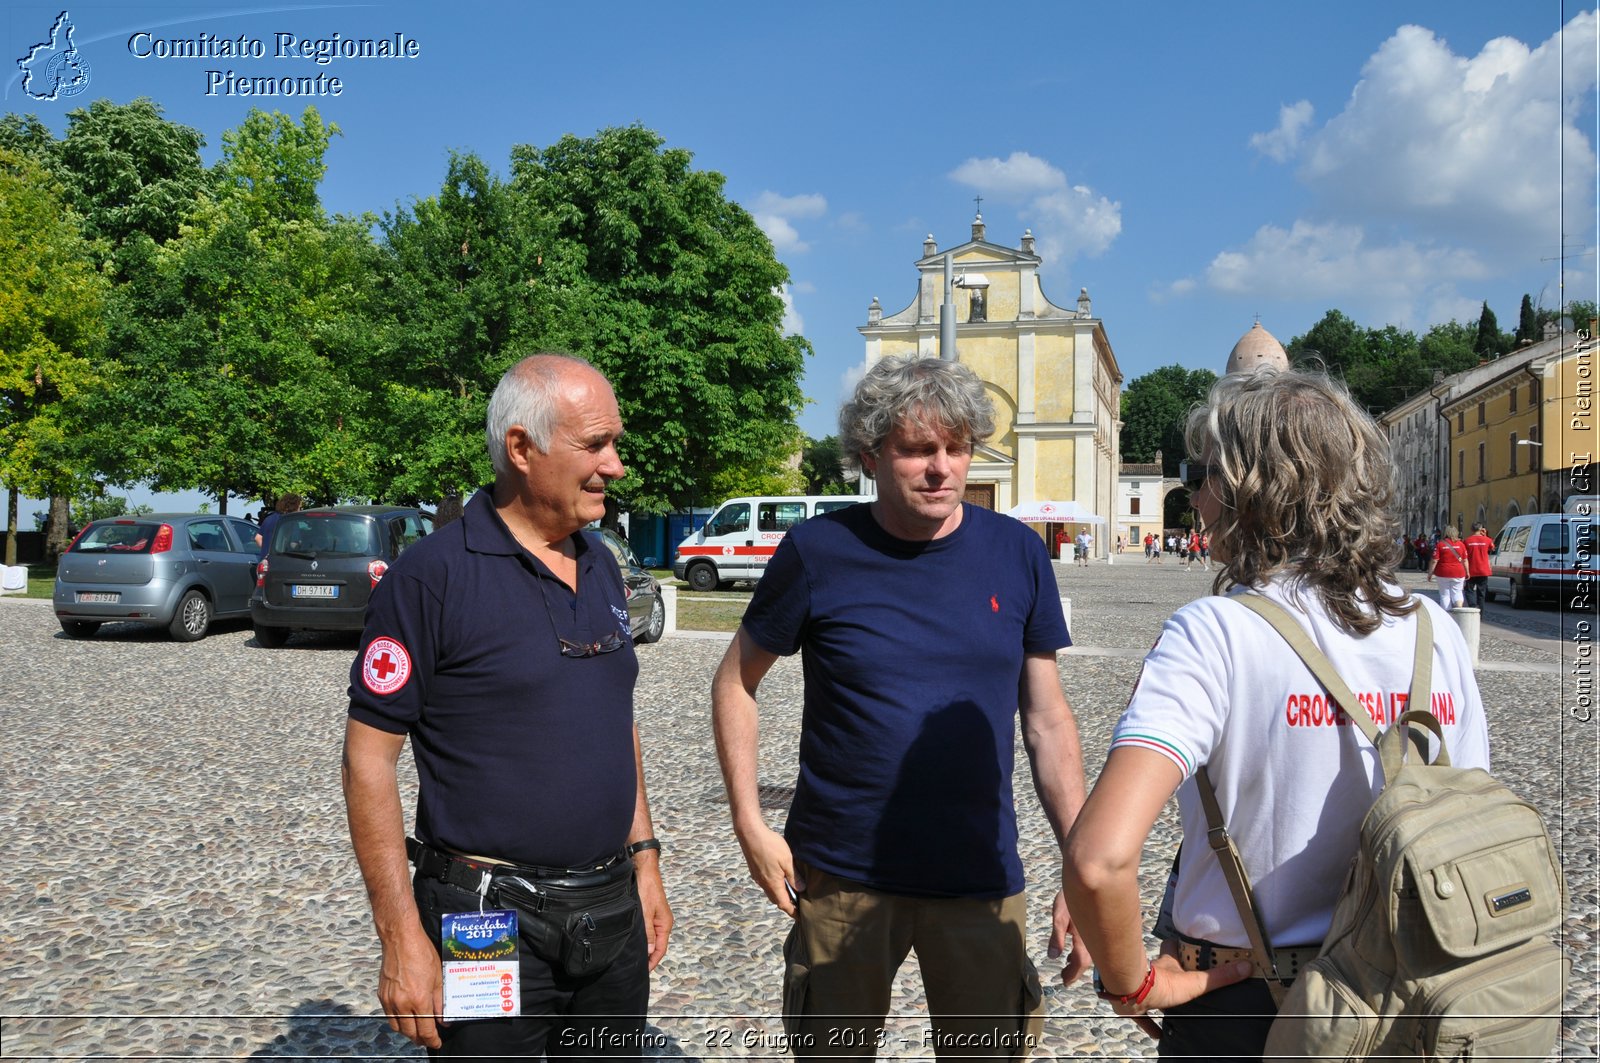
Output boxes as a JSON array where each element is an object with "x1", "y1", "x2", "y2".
[
  {"x1": 741, "y1": 502, "x2": 1070, "y2": 898},
  {"x1": 348, "y1": 488, "x2": 639, "y2": 868}
]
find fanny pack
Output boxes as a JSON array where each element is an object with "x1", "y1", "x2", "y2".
[
  {"x1": 409, "y1": 838, "x2": 638, "y2": 979},
  {"x1": 494, "y1": 870, "x2": 639, "y2": 979}
]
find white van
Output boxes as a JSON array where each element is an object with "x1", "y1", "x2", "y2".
[
  {"x1": 1484, "y1": 511, "x2": 1598, "y2": 609},
  {"x1": 673, "y1": 495, "x2": 863, "y2": 591}
]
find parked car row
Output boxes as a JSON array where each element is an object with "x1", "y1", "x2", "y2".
[{"x1": 52, "y1": 508, "x2": 667, "y2": 647}]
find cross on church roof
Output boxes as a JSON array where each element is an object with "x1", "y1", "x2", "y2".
[{"x1": 973, "y1": 194, "x2": 983, "y2": 217}]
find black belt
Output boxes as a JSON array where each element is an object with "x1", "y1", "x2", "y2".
[{"x1": 407, "y1": 837, "x2": 631, "y2": 897}]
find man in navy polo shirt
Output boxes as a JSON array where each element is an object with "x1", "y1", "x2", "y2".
[
  {"x1": 342, "y1": 353, "x2": 672, "y2": 1056},
  {"x1": 711, "y1": 355, "x2": 1091, "y2": 1060}
]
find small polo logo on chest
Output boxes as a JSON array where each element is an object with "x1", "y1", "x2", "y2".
[{"x1": 990, "y1": 595, "x2": 1000, "y2": 613}]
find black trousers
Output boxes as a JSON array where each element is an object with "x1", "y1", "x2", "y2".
[
  {"x1": 1158, "y1": 979, "x2": 1279, "y2": 1062},
  {"x1": 414, "y1": 872, "x2": 651, "y2": 1060}
]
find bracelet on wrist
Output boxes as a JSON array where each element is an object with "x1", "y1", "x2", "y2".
[{"x1": 1100, "y1": 961, "x2": 1156, "y2": 1006}]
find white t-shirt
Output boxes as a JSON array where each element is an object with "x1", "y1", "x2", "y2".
[{"x1": 1110, "y1": 578, "x2": 1489, "y2": 948}]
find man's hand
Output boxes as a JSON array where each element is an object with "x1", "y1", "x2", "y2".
[
  {"x1": 378, "y1": 920, "x2": 444, "y2": 1049},
  {"x1": 1048, "y1": 887, "x2": 1092, "y2": 986},
  {"x1": 634, "y1": 855, "x2": 674, "y2": 970},
  {"x1": 736, "y1": 823, "x2": 801, "y2": 917}
]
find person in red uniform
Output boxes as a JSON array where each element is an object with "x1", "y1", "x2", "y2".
[
  {"x1": 1463, "y1": 521, "x2": 1494, "y2": 608},
  {"x1": 1428, "y1": 525, "x2": 1469, "y2": 609}
]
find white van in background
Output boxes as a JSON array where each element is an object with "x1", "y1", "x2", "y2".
[
  {"x1": 673, "y1": 495, "x2": 862, "y2": 591},
  {"x1": 1484, "y1": 510, "x2": 1598, "y2": 609}
]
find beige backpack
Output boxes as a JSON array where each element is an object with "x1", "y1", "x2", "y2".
[{"x1": 1198, "y1": 595, "x2": 1567, "y2": 1062}]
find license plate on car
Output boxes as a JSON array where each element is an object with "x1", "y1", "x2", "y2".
[
  {"x1": 290, "y1": 584, "x2": 340, "y2": 599},
  {"x1": 76, "y1": 591, "x2": 120, "y2": 603}
]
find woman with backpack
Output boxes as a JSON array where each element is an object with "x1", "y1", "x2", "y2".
[{"x1": 1058, "y1": 368, "x2": 1489, "y2": 1059}]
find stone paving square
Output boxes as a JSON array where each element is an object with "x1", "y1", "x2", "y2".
[{"x1": 0, "y1": 559, "x2": 1593, "y2": 1059}]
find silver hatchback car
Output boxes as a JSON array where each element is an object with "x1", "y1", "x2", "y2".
[{"x1": 52, "y1": 514, "x2": 261, "y2": 641}]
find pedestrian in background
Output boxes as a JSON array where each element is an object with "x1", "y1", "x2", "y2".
[
  {"x1": 254, "y1": 493, "x2": 302, "y2": 568},
  {"x1": 1463, "y1": 522, "x2": 1494, "y2": 608},
  {"x1": 1428, "y1": 525, "x2": 1469, "y2": 610}
]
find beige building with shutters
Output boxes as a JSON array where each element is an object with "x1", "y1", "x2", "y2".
[{"x1": 857, "y1": 215, "x2": 1123, "y2": 555}]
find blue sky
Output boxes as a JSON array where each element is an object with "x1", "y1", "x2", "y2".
[{"x1": 4, "y1": 1, "x2": 1596, "y2": 522}]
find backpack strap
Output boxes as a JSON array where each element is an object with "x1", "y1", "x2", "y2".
[
  {"x1": 1196, "y1": 766, "x2": 1290, "y2": 1006},
  {"x1": 1193, "y1": 592, "x2": 1439, "y2": 1006}
]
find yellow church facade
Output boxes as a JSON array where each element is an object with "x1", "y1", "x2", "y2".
[{"x1": 857, "y1": 217, "x2": 1123, "y2": 552}]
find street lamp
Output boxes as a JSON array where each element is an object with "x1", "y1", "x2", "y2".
[{"x1": 937, "y1": 253, "x2": 992, "y2": 360}]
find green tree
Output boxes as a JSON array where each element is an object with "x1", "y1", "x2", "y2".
[
  {"x1": 1515, "y1": 294, "x2": 1538, "y2": 347},
  {"x1": 707, "y1": 435, "x2": 806, "y2": 500},
  {"x1": 509, "y1": 126, "x2": 809, "y2": 517},
  {"x1": 801, "y1": 435, "x2": 851, "y2": 495},
  {"x1": 1418, "y1": 320, "x2": 1479, "y2": 373},
  {"x1": 1474, "y1": 301, "x2": 1504, "y2": 360},
  {"x1": 54, "y1": 98, "x2": 208, "y2": 257},
  {"x1": 1565, "y1": 300, "x2": 1597, "y2": 334},
  {"x1": 0, "y1": 113, "x2": 59, "y2": 169},
  {"x1": 372, "y1": 151, "x2": 530, "y2": 520},
  {"x1": 216, "y1": 107, "x2": 335, "y2": 228},
  {"x1": 1119, "y1": 365, "x2": 1218, "y2": 474},
  {"x1": 109, "y1": 108, "x2": 380, "y2": 511},
  {"x1": 0, "y1": 150, "x2": 110, "y2": 560},
  {"x1": 1287, "y1": 311, "x2": 1481, "y2": 413},
  {"x1": 1286, "y1": 309, "x2": 1366, "y2": 377}
]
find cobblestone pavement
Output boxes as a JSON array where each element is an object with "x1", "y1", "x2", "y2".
[{"x1": 1, "y1": 560, "x2": 1594, "y2": 1060}]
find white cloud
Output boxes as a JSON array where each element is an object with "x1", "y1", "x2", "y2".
[
  {"x1": 841, "y1": 359, "x2": 869, "y2": 398},
  {"x1": 1179, "y1": 13, "x2": 1597, "y2": 335},
  {"x1": 1154, "y1": 277, "x2": 1198, "y2": 303},
  {"x1": 949, "y1": 153, "x2": 1068, "y2": 198},
  {"x1": 1249, "y1": 100, "x2": 1314, "y2": 162},
  {"x1": 776, "y1": 284, "x2": 803, "y2": 335},
  {"x1": 750, "y1": 191, "x2": 827, "y2": 254},
  {"x1": 1299, "y1": 13, "x2": 1597, "y2": 247},
  {"x1": 1199, "y1": 220, "x2": 1490, "y2": 326},
  {"x1": 949, "y1": 151, "x2": 1121, "y2": 261}
]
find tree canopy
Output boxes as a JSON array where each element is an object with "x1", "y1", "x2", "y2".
[
  {"x1": 0, "y1": 149, "x2": 109, "y2": 553},
  {"x1": 507, "y1": 126, "x2": 809, "y2": 516},
  {"x1": 1119, "y1": 365, "x2": 1218, "y2": 474},
  {"x1": 370, "y1": 126, "x2": 810, "y2": 518},
  {"x1": 1286, "y1": 310, "x2": 1481, "y2": 413},
  {"x1": 107, "y1": 107, "x2": 380, "y2": 510}
]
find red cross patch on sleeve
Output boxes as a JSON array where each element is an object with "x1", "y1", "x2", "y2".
[{"x1": 361, "y1": 637, "x2": 412, "y2": 695}]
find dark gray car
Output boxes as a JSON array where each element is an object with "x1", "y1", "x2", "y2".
[
  {"x1": 53, "y1": 513, "x2": 262, "y2": 641},
  {"x1": 596, "y1": 527, "x2": 665, "y2": 644},
  {"x1": 251, "y1": 505, "x2": 432, "y2": 647}
]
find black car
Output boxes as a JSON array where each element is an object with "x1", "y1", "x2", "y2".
[
  {"x1": 595, "y1": 528, "x2": 665, "y2": 644},
  {"x1": 251, "y1": 505, "x2": 432, "y2": 647}
]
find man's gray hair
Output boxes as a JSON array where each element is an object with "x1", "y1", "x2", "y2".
[
  {"x1": 486, "y1": 352, "x2": 596, "y2": 476},
  {"x1": 838, "y1": 355, "x2": 996, "y2": 478}
]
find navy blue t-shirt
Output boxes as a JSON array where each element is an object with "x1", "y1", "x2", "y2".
[
  {"x1": 741, "y1": 502, "x2": 1070, "y2": 898},
  {"x1": 347, "y1": 489, "x2": 639, "y2": 868}
]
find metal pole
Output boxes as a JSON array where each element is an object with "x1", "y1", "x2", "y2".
[{"x1": 939, "y1": 253, "x2": 956, "y2": 360}]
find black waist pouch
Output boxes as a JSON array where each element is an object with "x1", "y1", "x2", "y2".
[{"x1": 493, "y1": 870, "x2": 638, "y2": 979}]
